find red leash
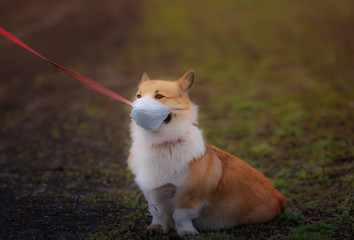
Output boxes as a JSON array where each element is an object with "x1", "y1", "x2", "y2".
[{"x1": 0, "y1": 27, "x2": 132, "y2": 106}]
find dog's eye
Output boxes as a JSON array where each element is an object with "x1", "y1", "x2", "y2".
[
  {"x1": 137, "y1": 94, "x2": 141, "y2": 98},
  {"x1": 155, "y1": 94, "x2": 164, "y2": 100}
]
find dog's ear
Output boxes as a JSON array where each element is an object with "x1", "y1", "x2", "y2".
[
  {"x1": 178, "y1": 69, "x2": 195, "y2": 92},
  {"x1": 140, "y1": 73, "x2": 150, "y2": 84}
]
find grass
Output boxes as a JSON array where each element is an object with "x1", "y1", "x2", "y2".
[
  {"x1": 1, "y1": 0, "x2": 353, "y2": 239},
  {"x1": 103, "y1": 0, "x2": 353, "y2": 239}
]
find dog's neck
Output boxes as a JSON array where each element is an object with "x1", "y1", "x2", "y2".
[
  {"x1": 143, "y1": 123, "x2": 192, "y2": 147},
  {"x1": 151, "y1": 137, "x2": 185, "y2": 149}
]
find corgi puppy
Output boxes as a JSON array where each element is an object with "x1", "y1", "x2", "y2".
[{"x1": 128, "y1": 70, "x2": 285, "y2": 236}]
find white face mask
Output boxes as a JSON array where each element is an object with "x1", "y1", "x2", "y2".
[{"x1": 130, "y1": 98, "x2": 171, "y2": 133}]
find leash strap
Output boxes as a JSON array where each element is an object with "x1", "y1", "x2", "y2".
[{"x1": 0, "y1": 27, "x2": 132, "y2": 106}]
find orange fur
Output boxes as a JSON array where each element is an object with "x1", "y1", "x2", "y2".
[{"x1": 174, "y1": 143, "x2": 285, "y2": 230}]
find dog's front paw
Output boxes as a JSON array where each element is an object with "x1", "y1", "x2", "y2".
[
  {"x1": 147, "y1": 224, "x2": 166, "y2": 234},
  {"x1": 177, "y1": 226, "x2": 199, "y2": 236}
]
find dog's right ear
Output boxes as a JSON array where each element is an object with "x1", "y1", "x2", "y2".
[
  {"x1": 140, "y1": 73, "x2": 150, "y2": 84},
  {"x1": 178, "y1": 69, "x2": 195, "y2": 92}
]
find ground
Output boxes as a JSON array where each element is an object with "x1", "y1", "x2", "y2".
[{"x1": 0, "y1": 0, "x2": 353, "y2": 239}]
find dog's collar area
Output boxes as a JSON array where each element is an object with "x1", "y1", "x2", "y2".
[{"x1": 151, "y1": 137, "x2": 184, "y2": 149}]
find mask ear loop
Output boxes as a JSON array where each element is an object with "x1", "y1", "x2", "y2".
[{"x1": 0, "y1": 27, "x2": 132, "y2": 106}]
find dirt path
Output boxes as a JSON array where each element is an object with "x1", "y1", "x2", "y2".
[{"x1": 0, "y1": 0, "x2": 143, "y2": 239}]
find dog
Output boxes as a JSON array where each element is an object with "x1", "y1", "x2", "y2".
[{"x1": 128, "y1": 70, "x2": 285, "y2": 236}]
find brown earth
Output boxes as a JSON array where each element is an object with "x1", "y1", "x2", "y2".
[
  {"x1": 0, "y1": 0, "x2": 144, "y2": 239},
  {"x1": 1, "y1": 1, "x2": 353, "y2": 239}
]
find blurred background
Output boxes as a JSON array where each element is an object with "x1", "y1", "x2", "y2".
[{"x1": 0, "y1": 0, "x2": 353, "y2": 239}]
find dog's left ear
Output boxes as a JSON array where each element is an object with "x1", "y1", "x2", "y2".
[
  {"x1": 178, "y1": 69, "x2": 195, "y2": 92},
  {"x1": 140, "y1": 73, "x2": 150, "y2": 84}
]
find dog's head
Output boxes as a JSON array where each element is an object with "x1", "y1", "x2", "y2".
[{"x1": 133, "y1": 70, "x2": 197, "y2": 133}]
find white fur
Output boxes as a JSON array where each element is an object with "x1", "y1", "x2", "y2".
[
  {"x1": 173, "y1": 203, "x2": 205, "y2": 235},
  {"x1": 129, "y1": 103, "x2": 205, "y2": 190},
  {"x1": 144, "y1": 188, "x2": 172, "y2": 233}
]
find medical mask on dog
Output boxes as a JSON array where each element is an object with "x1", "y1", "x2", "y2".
[{"x1": 130, "y1": 98, "x2": 171, "y2": 133}]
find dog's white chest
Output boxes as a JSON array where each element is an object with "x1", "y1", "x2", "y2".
[{"x1": 130, "y1": 125, "x2": 205, "y2": 190}]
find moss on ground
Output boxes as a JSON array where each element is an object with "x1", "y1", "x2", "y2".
[
  {"x1": 0, "y1": 0, "x2": 353, "y2": 239},
  {"x1": 103, "y1": 0, "x2": 353, "y2": 239}
]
